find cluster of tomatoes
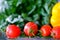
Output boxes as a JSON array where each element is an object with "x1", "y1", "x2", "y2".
[{"x1": 6, "y1": 22, "x2": 60, "y2": 39}]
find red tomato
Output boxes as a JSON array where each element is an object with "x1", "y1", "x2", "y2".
[
  {"x1": 51, "y1": 26, "x2": 60, "y2": 39},
  {"x1": 24, "y1": 22, "x2": 38, "y2": 36},
  {"x1": 40, "y1": 25, "x2": 52, "y2": 37},
  {"x1": 6, "y1": 24, "x2": 21, "y2": 38}
]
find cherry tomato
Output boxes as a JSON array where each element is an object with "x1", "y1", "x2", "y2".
[
  {"x1": 51, "y1": 26, "x2": 60, "y2": 39},
  {"x1": 6, "y1": 24, "x2": 21, "y2": 38},
  {"x1": 24, "y1": 22, "x2": 38, "y2": 36},
  {"x1": 40, "y1": 25, "x2": 52, "y2": 37}
]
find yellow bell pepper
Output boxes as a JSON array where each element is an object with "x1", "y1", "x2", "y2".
[{"x1": 50, "y1": 2, "x2": 60, "y2": 27}]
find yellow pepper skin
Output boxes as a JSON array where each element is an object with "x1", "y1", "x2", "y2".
[{"x1": 50, "y1": 2, "x2": 60, "y2": 27}]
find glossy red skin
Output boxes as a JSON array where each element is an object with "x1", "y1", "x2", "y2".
[
  {"x1": 52, "y1": 26, "x2": 60, "y2": 39},
  {"x1": 6, "y1": 24, "x2": 21, "y2": 38},
  {"x1": 40, "y1": 25, "x2": 52, "y2": 37},
  {"x1": 24, "y1": 22, "x2": 38, "y2": 36}
]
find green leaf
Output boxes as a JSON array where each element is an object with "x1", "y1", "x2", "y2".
[
  {"x1": 28, "y1": 5, "x2": 36, "y2": 15},
  {"x1": 36, "y1": 0, "x2": 42, "y2": 7},
  {"x1": 21, "y1": 13, "x2": 28, "y2": 19},
  {"x1": 33, "y1": 14, "x2": 39, "y2": 21},
  {"x1": 6, "y1": 14, "x2": 24, "y2": 23}
]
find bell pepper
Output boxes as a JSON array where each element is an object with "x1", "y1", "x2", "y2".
[{"x1": 50, "y1": 2, "x2": 60, "y2": 27}]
